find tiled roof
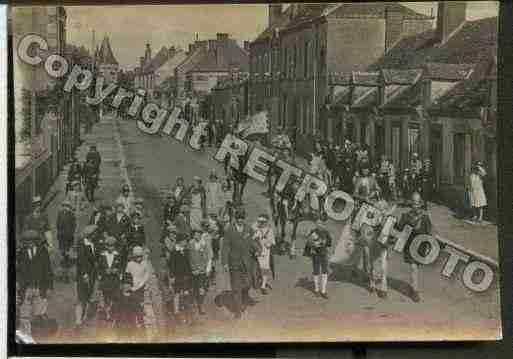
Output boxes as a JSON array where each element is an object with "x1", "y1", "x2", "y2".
[
  {"x1": 254, "y1": 3, "x2": 431, "y2": 43},
  {"x1": 369, "y1": 17, "x2": 497, "y2": 71},
  {"x1": 142, "y1": 46, "x2": 169, "y2": 74},
  {"x1": 97, "y1": 36, "x2": 118, "y2": 66},
  {"x1": 189, "y1": 40, "x2": 249, "y2": 73}
]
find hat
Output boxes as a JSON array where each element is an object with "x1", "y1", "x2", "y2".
[
  {"x1": 32, "y1": 196, "x2": 42, "y2": 205},
  {"x1": 134, "y1": 197, "x2": 144, "y2": 204},
  {"x1": 208, "y1": 210, "x2": 218, "y2": 217},
  {"x1": 72, "y1": 180, "x2": 81, "y2": 186},
  {"x1": 180, "y1": 204, "x2": 190, "y2": 212},
  {"x1": 257, "y1": 213, "x2": 269, "y2": 222},
  {"x1": 61, "y1": 200, "x2": 71, "y2": 208},
  {"x1": 121, "y1": 184, "x2": 130, "y2": 192},
  {"x1": 21, "y1": 230, "x2": 39, "y2": 242},
  {"x1": 193, "y1": 175, "x2": 201, "y2": 182},
  {"x1": 131, "y1": 211, "x2": 142, "y2": 219},
  {"x1": 82, "y1": 225, "x2": 98, "y2": 237},
  {"x1": 105, "y1": 236, "x2": 116, "y2": 246},
  {"x1": 132, "y1": 246, "x2": 144, "y2": 257}
]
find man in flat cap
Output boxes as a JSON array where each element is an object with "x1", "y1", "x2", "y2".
[
  {"x1": 56, "y1": 200, "x2": 76, "y2": 282},
  {"x1": 75, "y1": 225, "x2": 98, "y2": 327},
  {"x1": 17, "y1": 230, "x2": 54, "y2": 336}
]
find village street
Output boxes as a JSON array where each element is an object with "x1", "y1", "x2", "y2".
[{"x1": 36, "y1": 114, "x2": 501, "y2": 343}]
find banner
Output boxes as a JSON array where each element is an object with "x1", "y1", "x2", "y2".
[{"x1": 236, "y1": 111, "x2": 269, "y2": 139}]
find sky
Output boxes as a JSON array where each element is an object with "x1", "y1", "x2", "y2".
[{"x1": 64, "y1": 2, "x2": 499, "y2": 70}]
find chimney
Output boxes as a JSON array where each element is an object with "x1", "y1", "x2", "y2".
[
  {"x1": 269, "y1": 4, "x2": 283, "y2": 27},
  {"x1": 385, "y1": 8, "x2": 404, "y2": 52},
  {"x1": 216, "y1": 33, "x2": 229, "y2": 41},
  {"x1": 145, "y1": 43, "x2": 152, "y2": 62},
  {"x1": 436, "y1": 1, "x2": 467, "y2": 45},
  {"x1": 243, "y1": 41, "x2": 250, "y2": 52}
]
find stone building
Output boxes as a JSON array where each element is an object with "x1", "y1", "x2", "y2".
[
  {"x1": 249, "y1": 3, "x2": 433, "y2": 155},
  {"x1": 96, "y1": 35, "x2": 119, "y2": 84},
  {"x1": 328, "y1": 2, "x2": 497, "y2": 216}
]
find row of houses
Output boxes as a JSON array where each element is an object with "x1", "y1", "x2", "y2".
[
  {"x1": 131, "y1": 33, "x2": 250, "y2": 108},
  {"x1": 207, "y1": 2, "x2": 498, "y2": 216},
  {"x1": 12, "y1": 6, "x2": 90, "y2": 233}
]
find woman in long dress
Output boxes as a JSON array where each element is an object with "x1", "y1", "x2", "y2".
[
  {"x1": 205, "y1": 171, "x2": 223, "y2": 215},
  {"x1": 469, "y1": 162, "x2": 487, "y2": 222},
  {"x1": 189, "y1": 176, "x2": 206, "y2": 231}
]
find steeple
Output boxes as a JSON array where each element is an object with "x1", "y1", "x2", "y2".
[{"x1": 97, "y1": 35, "x2": 119, "y2": 66}]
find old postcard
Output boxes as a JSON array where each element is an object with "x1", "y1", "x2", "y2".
[{"x1": 10, "y1": 2, "x2": 501, "y2": 343}]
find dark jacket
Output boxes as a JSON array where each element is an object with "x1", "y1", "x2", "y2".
[
  {"x1": 97, "y1": 250, "x2": 123, "y2": 290},
  {"x1": 108, "y1": 213, "x2": 131, "y2": 240},
  {"x1": 76, "y1": 238, "x2": 97, "y2": 280},
  {"x1": 222, "y1": 224, "x2": 262, "y2": 291},
  {"x1": 86, "y1": 150, "x2": 101, "y2": 172},
  {"x1": 127, "y1": 224, "x2": 146, "y2": 248},
  {"x1": 17, "y1": 243, "x2": 53, "y2": 293},
  {"x1": 57, "y1": 208, "x2": 76, "y2": 239}
]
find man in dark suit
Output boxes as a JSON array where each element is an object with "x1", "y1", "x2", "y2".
[
  {"x1": 109, "y1": 203, "x2": 132, "y2": 268},
  {"x1": 127, "y1": 212, "x2": 146, "y2": 250},
  {"x1": 222, "y1": 208, "x2": 262, "y2": 319},
  {"x1": 86, "y1": 145, "x2": 102, "y2": 175},
  {"x1": 56, "y1": 200, "x2": 76, "y2": 282},
  {"x1": 75, "y1": 225, "x2": 98, "y2": 327},
  {"x1": 17, "y1": 230, "x2": 54, "y2": 336}
]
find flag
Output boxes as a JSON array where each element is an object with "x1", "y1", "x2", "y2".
[{"x1": 236, "y1": 111, "x2": 270, "y2": 139}]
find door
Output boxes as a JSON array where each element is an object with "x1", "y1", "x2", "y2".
[{"x1": 430, "y1": 125, "x2": 442, "y2": 193}]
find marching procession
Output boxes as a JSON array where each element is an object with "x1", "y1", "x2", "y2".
[{"x1": 15, "y1": 104, "x2": 465, "y2": 342}]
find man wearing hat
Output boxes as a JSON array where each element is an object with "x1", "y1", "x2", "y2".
[
  {"x1": 394, "y1": 192, "x2": 432, "y2": 302},
  {"x1": 97, "y1": 236, "x2": 123, "y2": 321},
  {"x1": 116, "y1": 184, "x2": 134, "y2": 215},
  {"x1": 17, "y1": 230, "x2": 54, "y2": 335},
  {"x1": 86, "y1": 145, "x2": 102, "y2": 175},
  {"x1": 75, "y1": 225, "x2": 98, "y2": 327},
  {"x1": 353, "y1": 164, "x2": 381, "y2": 205},
  {"x1": 252, "y1": 214, "x2": 275, "y2": 295},
  {"x1": 24, "y1": 196, "x2": 52, "y2": 247},
  {"x1": 222, "y1": 208, "x2": 262, "y2": 319},
  {"x1": 56, "y1": 200, "x2": 76, "y2": 282},
  {"x1": 110, "y1": 202, "x2": 131, "y2": 241},
  {"x1": 171, "y1": 177, "x2": 187, "y2": 207},
  {"x1": 162, "y1": 194, "x2": 179, "y2": 227},
  {"x1": 90, "y1": 203, "x2": 113, "y2": 237},
  {"x1": 132, "y1": 197, "x2": 145, "y2": 218},
  {"x1": 82, "y1": 158, "x2": 99, "y2": 202},
  {"x1": 66, "y1": 180, "x2": 88, "y2": 215},
  {"x1": 67, "y1": 157, "x2": 82, "y2": 195}
]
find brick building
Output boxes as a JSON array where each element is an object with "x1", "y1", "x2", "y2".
[
  {"x1": 249, "y1": 3, "x2": 433, "y2": 155},
  {"x1": 210, "y1": 74, "x2": 250, "y2": 130},
  {"x1": 328, "y1": 2, "x2": 497, "y2": 216},
  {"x1": 184, "y1": 33, "x2": 249, "y2": 97}
]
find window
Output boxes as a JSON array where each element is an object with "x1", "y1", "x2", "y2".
[
  {"x1": 283, "y1": 47, "x2": 288, "y2": 77},
  {"x1": 304, "y1": 41, "x2": 310, "y2": 78}
]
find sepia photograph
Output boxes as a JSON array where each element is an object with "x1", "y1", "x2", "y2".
[{"x1": 10, "y1": 1, "x2": 502, "y2": 344}]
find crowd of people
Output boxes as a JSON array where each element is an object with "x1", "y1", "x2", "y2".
[{"x1": 16, "y1": 119, "x2": 490, "y2": 340}]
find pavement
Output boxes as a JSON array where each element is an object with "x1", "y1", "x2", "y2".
[{"x1": 29, "y1": 114, "x2": 502, "y2": 343}]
